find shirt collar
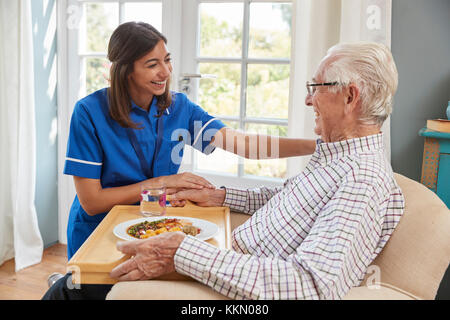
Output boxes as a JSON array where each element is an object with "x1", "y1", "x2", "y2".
[
  {"x1": 130, "y1": 97, "x2": 158, "y2": 115},
  {"x1": 315, "y1": 133, "x2": 384, "y2": 166},
  {"x1": 131, "y1": 97, "x2": 171, "y2": 117}
]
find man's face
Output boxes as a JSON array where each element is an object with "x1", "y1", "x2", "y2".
[{"x1": 305, "y1": 57, "x2": 347, "y2": 142}]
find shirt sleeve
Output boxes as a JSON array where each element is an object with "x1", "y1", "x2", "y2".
[
  {"x1": 174, "y1": 181, "x2": 385, "y2": 300},
  {"x1": 63, "y1": 103, "x2": 103, "y2": 179},
  {"x1": 223, "y1": 186, "x2": 283, "y2": 215},
  {"x1": 187, "y1": 97, "x2": 226, "y2": 155},
  {"x1": 222, "y1": 176, "x2": 295, "y2": 214}
]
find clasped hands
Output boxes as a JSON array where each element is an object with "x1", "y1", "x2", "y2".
[{"x1": 110, "y1": 181, "x2": 226, "y2": 281}]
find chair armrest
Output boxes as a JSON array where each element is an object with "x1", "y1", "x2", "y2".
[
  {"x1": 106, "y1": 280, "x2": 230, "y2": 300},
  {"x1": 343, "y1": 285, "x2": 421, "y2": 300}
]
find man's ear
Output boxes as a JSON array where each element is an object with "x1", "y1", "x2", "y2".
[{"x1": 344, "y1": 83, "x2": 360, "y2": 114}]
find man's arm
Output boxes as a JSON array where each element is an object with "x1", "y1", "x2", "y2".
[
  {"x1": 171, "y1": 185, "x2": 283, "y2": 215},
  {"x1": 111, "y1": 182, "x2": 387, "y2": 299},
  {"x1": 111, "y1": 179, "x2": 392, "y2": 299},
  {"x1": 174, "y1": 182, "x2": 387, "y2": 299}
]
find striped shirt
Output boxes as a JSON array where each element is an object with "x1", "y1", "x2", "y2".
[{"x1": 174, "y1": 133, "x2": 404, "y2": 299}]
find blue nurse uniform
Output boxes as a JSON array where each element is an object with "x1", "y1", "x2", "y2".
[{"x1": 64, "y1": 88, "x2": 225, "y2": 259}]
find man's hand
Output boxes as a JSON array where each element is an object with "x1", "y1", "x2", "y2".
[
  {"x1": 110, "y1": 232, "x2": 186, "y2": 281},
  {"x1": 169, "y1": 188, "x2": 226, "y2": 207}
]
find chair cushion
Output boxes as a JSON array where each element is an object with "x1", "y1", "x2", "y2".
[
  {"x1": 230, "y1": 212, "x2": 251, "y2": 231},
  {"x1": 363, "y1": 173, "x2": 450, "y2": 300},
  {"x1": 106, "y1": 280, "x2": 419, "y2": 300}
]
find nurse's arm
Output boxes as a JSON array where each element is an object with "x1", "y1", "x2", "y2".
[
  {"x1": 73, "y1": 177, "x2": 144, "y2": 216},
  {"x1": 73, "y1": 172, "x2": 214, "y2": 216},
  {"x1": 211, "y1": 127, "x2": 316, "y2": 159}
]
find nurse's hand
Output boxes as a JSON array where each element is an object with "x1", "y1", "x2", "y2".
[
  {"x1": 170, "y1": 188, "x2": 226, "y2": 207},
  {"x1": 110, "y1": 231, "x2": 186, "y2": 281},
  {"x1": 157, "y1": 172, "x2": 215, "y2": 190}
]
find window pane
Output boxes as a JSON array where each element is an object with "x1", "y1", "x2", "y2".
[
  {"x1": 199, "y1": 2, "x2": 243, "y2": 57},
  {"x1": 84, "y1": 2, "x2": 118, "y2": 52},
  {"x1": 244, "y1": 123, "x2": 287, "y2": 179},
  {"x1": 123, "y1": 2, "x2": 162, "y2": 31},
  {"x1": 246, "y1": 64, "x2": 290, "y2": 119},
  {"x1": 85, "y1": 57, "x2": 111, "y2": 95},
  {"x1": 249, "y1": 3, "x2": 292, "y2": 58},
  {"x1": 195, "y1": 121, "x2": 239, "y2": 175},
  {"x1": 198, "y1": 63, "x2": 241, "y2": 117}
]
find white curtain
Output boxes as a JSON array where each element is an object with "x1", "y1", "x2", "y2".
[
  {"x1": 0, "y1": 0, "x2": 43, "y2": 271},
  {"x1": 288, "y1": 0, "x2": 392, "y2": 176}
]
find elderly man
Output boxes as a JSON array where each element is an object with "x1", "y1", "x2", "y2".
[{"x1": 110, "y1": 42, "x2": 404, "y2": 300}]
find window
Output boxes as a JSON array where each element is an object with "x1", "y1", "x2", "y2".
[
  {"x1": 74, "y1": 1, "x2": 163, "y2": 97},
  {"x1": 181, "y1": 1, "x2": 292, "y2": 183}
]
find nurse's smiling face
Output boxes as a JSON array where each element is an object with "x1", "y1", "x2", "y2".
[{"x1": 128, "y1": 40, "x2": 173, "y2": 106}]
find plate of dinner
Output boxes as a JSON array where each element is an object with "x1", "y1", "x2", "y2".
[{"x1": 113, "y1": 216, "x2": 219, "y2": 241}]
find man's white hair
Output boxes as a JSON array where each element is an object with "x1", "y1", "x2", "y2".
[{"x1": 322, "y1": 42, "x2": 398, "y2": 126}]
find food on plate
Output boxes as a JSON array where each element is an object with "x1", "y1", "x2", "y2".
[
  {"x1": 126, "y1": 218, "x2": 201, "y2": 239},
  {"x1": 182, "y1": 225, "x2": 200, "y2": 236}
]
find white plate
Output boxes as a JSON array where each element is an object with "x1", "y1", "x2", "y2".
[{"x1": 113, "y1": 216, "x2": 219, "y2": 241}]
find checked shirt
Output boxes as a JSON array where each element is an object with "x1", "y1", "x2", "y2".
[{"x1": 174, "y1": 133, "x2": 404, "y2": 299}]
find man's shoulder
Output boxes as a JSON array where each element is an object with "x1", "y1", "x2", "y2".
[{"x1": 344, "y1": 152, "x2": 397, "y2": 193}]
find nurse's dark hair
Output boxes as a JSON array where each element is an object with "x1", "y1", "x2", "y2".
[{"x1": 107, "y1": 21, "x2": 172, "y2": 128}]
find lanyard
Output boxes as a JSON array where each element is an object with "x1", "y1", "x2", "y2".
[{"x1": 126, "y1": 115, "x2": 164, "y2": 179}]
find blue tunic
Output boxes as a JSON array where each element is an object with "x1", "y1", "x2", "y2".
[{"x1": 64, "y1": 88, "x2": 225, "y2": 259}]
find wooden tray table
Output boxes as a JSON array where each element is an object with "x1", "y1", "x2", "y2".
[{"x1": 67, "y1": 204, "x2": 231, "y2": 284}]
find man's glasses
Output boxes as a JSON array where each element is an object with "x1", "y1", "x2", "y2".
[{"x1": 306, "y1": 81, "x2": 340, "y2": 96}]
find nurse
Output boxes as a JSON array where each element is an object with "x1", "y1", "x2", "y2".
[{"x1": 65, "y1": 21, "x2": 316, "y2": 260}]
